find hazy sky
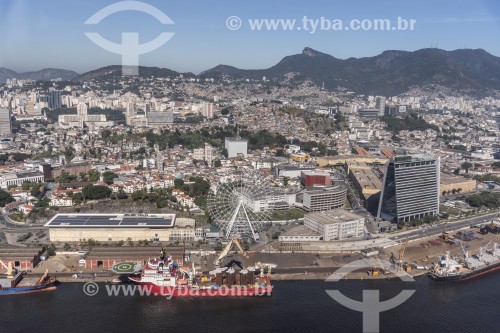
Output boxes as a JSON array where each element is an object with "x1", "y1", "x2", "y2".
[{"x1": 1, "y1": 0, "x2": 499, "y2": 74}]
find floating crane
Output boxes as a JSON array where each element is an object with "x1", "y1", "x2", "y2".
[{"x1": 214, "y1": 239, "x2": 248, "y2": 267}]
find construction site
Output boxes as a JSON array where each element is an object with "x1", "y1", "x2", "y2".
[{"x1": 364, "y1": 227, "x2": 500, "y2": 280}]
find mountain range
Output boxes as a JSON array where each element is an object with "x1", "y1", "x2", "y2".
[
  {"x1": 71, "y1": 65, "x2": 196, "y2": 82},
  {"x1": 0, "y1": 68, "x2": 79, "y2": 84},
  {"x1": 200, "y1": 47, "x2": 500, "y2": 96},
  {"x1": 3, "y1": 47, "x2": 500, "y2": 96}
]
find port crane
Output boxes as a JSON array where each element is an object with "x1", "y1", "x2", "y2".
[
  {"x1": 368, "y1": 256, "x2": 386, "y2": 276},
  {"x1": 255, "y1": 262, "x2": 277, "y2": 276},
  {"x1": 214, "y1": 238, "x2": 248, "y2": 267},
  {"x1": 478, "y1": 240, "x2": 494, "y2": 258},
  {"x1": 397, "y1": 238, "x2": 409, "y2": 271},
  {"x1": 492, "y1": 242, "x2": 499, "y2": 256},
  {"x1": 458, "y1": 240, "x2": 469, "y2": 259}
]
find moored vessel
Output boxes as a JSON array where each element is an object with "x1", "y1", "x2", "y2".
[
  {"x1": 0, "y1": 262, "x2": 59, "y2": 296},
  {"x1": 429, "y1": 241, "x2": 500, "y2": 281},
  {"x1": 116, "y1": 245, "x2": 274, "y2": 297}
]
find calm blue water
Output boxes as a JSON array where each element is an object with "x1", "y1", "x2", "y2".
[{"x1": 1, "y1": 274, "x2": 499, "y2": 333}]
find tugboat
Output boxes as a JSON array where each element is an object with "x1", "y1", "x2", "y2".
[
  {"x1": 428, "y1": 241, "x2": 500, "y2": 281},
  {"x1": 0, "y1": 261, "x2": 59, "y2": 295}
]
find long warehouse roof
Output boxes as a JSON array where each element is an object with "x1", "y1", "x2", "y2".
[{"x1": 45, "y1": 214, "x2": 176, "y2": 228}]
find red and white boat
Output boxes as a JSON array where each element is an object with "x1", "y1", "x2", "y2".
[{"x1": 127, "y1": 256, "x2": 273, "y2": 297}]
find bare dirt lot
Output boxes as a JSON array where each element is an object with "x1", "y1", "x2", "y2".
[{"x1": 380, "y1": 230, "x2": 500, "y2": 269}]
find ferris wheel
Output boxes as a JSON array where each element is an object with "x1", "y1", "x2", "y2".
[{"x1": 207, "y1": 171, "x2": 273, "y2": 241}]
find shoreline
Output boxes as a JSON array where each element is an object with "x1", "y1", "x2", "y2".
[
  {"x1": 36, "y1": 269, "x2": 429, "y2": 283},
  {"x1": 272, "y1": 270, "x2": 428, "y2": 281}
]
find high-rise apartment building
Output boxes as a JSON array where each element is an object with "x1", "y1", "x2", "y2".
[
  {"x1": 0, "y1": 107, "x2": 12, "y2": 135},
  {"x1": 202, "y1": 102, "x2": 214, "y2": 118},
  {"x1": 50, "y1": 90, "x2": 62, "y2": 109},
  {"x1": 38, "y1": 91, "x2": 62, "y2": 109},
  {"x1": 375, "y1": 96, "x2": 386, "y2": 116},
  {"x1": 193, "y1": 148, "x2": 205, "y2": 161},
  {"x1": 126, "y1": 102, "x2": 135, "y2": 126},
  {"x1": 77, "y1": 102, "x2": 88, "y2": 118},
  {"x1": 204, "y1": 143, "x2": 215, "y2": 165}
]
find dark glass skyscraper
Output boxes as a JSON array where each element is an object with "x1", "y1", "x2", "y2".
[
  {"x1": 377, "y1": 154, "x2": 440, "y2": 223},
  {"x1": 39, "y1": 91, "x2": 62, "y2": 109},
  {"x1": 50, "y1": 90, "x2": 62, "y2": 109}
]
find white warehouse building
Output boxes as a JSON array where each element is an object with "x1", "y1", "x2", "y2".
[
  {"x1": 45, "y1": 214, "x2": 196, "y2": 242},
  {"x1": 304, "y1": 209, "x2": 365, "y2": 241},
  {"x1": 0, "y1": 172, "x2": 44, "y2": 189}
]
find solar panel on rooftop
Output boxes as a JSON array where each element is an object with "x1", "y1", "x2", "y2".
[{"x1": 46, "y1": 214, "x2": 175, "y2": 227}]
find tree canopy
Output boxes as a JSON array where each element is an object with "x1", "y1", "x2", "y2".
[
  {"x1": 466, "y1": 192, "x2": 500, "y2": 209},
  {"x1": 82, "y1": 185, "x2": 112, "y2": 200},
  {"x1": 102, "y1": 171, "x2": 118, "y2": 185},
  {"x1": 0, "y1": 189, "x2": 14, "y2": 207}
]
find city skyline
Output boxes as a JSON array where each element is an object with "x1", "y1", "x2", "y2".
[
  {"x1": 1, "y1": 0, "x2": 500, "y2": 73},
  {"x1": 1, "y1": 0, "x2": 500, "y2": 330}
]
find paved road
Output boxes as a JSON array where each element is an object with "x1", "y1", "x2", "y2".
[
  {"x1": 0, "y1": 209, "x2": 46, "y2": 230},
  {"x1": 388, "y1": 211, "x2": 500, "y2": 242},
  {"x1": 260, "y1": 211, "x2": 500, "y2": 252},
  {"x1": 336, "y1": 171, "x2": 362, "y2": 210},
  {"x1": 273, "y1": 266, "x2": 340, "y2": 274}
]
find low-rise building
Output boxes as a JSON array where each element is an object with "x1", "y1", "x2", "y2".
[
  {"x1": 301, "y1": 171, "x2": 332, "y2": 188},
  {"x1": 49, "y1": 197, "x2": 73, "y2": 207},
  {"x1": 169, "y1": 218, "x2": 195, "y2": 242},
  {"x1": 304, "y1": 209, "x2": 365, "y2": 241},
  {"x1": 52, "y1": 162, "x2": 92, "y2": 178},
  {"x1": 302, "y1": 184, "x2": 347, "y2": 212},
  {"x1": 316, "y1": 155, "x2": 388, "y2": 168},
  {"x1": 291, "y1": 153, "x2": 310, "y2": 162},
  {"x1": 274, "y1": 165, "x2": 315, "y2": 178},
  {"x1": 45, "y1": 213, "x2": 178, "y2": 242},
  {"x1": 0, "y1": 171, "x2": 44, "y2": 189},
  {"x1": 225, "y1": 137, "x2": 248, "y2": 158},
  {"x1": 146, "y1": 111, "x2": 174, "y2": 127},
  {"x1": 348, "y1": 162, "x2": 382, "y2": 211},
  {"x1": 278, "y1": 225, "x2": 322, "y2": 242}
]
